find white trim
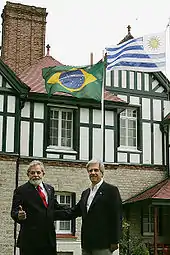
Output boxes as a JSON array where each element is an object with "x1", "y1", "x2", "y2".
[
  {"x1": 46, "y1": 146, "x2": 77, "y2": 154},
  {"x1": 47, "y1": 103, "x2": 78, "y2": 109},
  {"x1": 118, "y1": 146, "x2": 142, "y2": 153}
]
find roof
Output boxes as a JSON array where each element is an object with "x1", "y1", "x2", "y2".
[
  {"x1": 18, "y1": 54, "x2": 125, "y2": 103},
  {"x1": 19, "y1": 55, "x2": 63, "y2": 94},
  {"x1": 0, "y1": 57, "x2": 30, "y2": 96},
  {"x1": 124, "y1": 178, "x2": 170, "y2": 204},
  {"x1": 118, "y1": 25, "x2": 134, "y2": 44}
]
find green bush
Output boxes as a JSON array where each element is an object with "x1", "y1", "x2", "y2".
[{"x1": 119, "y1": 219, "x2": 149, "y2": 255}]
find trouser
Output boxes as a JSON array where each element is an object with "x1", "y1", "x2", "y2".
[
  {"x1": 19, "y1": 246, "x2": 56, "y2": 255},
  {"x1": 82, "y1": 248, "x2": 113, "y2": 255}
]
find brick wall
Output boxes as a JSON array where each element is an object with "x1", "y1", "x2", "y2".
[{"x1": 1, "y1": 2, "x2": 47, "y2": 75}]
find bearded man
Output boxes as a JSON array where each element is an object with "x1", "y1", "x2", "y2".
[{"x1": 11, "y1": 160, "x2": 67, "y2": 255}]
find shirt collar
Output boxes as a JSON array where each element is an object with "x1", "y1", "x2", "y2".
[
  {"x1": 38, "y1": 182, "x2": 43, "y2": 189},
  {"x1": 91, "y1": 178, "x2": 103, "y2": 191}
]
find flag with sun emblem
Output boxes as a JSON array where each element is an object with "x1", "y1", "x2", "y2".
[
  {"x1": 106, "y1": 31, "x2": 166, "y2": 72},
  {"x1": 42, "y1": 60, "x2": 104, "y2": 101}
]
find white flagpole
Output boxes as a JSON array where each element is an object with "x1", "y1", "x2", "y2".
[
  {"x1": 101, "y1": 51, "x2": 105, "y2": 162},
  {"x1": 165, "y1": 18, "x2": 170, "y2": 80}
]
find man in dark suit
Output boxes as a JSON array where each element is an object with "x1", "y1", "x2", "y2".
[
  {"x1": 68, "y1": 159, "x2": 122, "y2": 255},
  {"x1": 11, "y1": 160, "x2": 68, "y2": 255}
]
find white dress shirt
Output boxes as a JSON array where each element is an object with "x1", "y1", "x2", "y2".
[{"x1": 86, "y1": 179, "x2": 103, "y2": 212}]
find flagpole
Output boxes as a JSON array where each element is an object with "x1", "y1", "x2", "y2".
[
  {"x1": 165, "y1": 18, "x2": 170, "y2": 80},
  {"x1": 101, "y1": 51, "x2": 105, "y2": 162},
  {"x1": 90, "y1": 52, "x2": 93, "y2": 66}
]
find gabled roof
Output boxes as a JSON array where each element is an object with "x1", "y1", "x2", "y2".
[
  {"x1": 124, "y1": 178, "x2": 170, "y2": 204},
  {"x1": 118, "y1": 25, "x2": 134, "y2": 44},
  {"x1": 19, "y1": 55, "x2": 63, "y2": 94},
  {"x1": 0, "y1": 58, "x2": 30, "y2": 96},
  {"x1": 153, "y1": 72, "x2": 170, "y2": 93},
  {"x1": 18, "y1": 54, "x2": 125, "y2": 103}
]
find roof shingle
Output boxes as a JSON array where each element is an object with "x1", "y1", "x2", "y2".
[{"x1": 124, "y1": 178, "x2": 170, "y2": 204}]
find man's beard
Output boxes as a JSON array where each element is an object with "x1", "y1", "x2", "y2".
[{"x1": 29, "y1": 179, "x2": 42, "y2": 186}]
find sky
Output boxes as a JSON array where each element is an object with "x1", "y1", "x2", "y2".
[{"x1": 0, "y1": 0, "x2": 170, "y2": 69}]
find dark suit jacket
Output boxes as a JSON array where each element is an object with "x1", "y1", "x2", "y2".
[
  {"x1": 70, "y1": 181, "x2": 122, "y2": 251},
  {"x1": 11, "y1": 181, "x2": 65, "y2": 250}
]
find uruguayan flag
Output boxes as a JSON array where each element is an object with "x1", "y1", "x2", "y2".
[{"x1": 106, "y1": 32, "x2": 166, "y2": 72}]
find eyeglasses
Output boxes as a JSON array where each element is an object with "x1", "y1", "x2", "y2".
[
  {"x1": 28, "y1": 171, "x2": 42, "y2": 175},
  {"x1": 87, "y1": 168, "x2": 100, "y2": 173}
]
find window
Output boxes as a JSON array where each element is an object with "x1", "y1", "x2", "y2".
[
  {"x1": 49, "y1": 108, "x2": 73, "y2": 149},
  {"x1": 142, "y1": 206, "x2": 154, "y2": 235},
  {"x1": 55, "y1": 192, "x2": 75, "y2": 234},
  {"x1": 120, "y1": 108, "x2": 137, "y2": 148}
]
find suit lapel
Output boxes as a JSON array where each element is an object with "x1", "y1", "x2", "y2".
[
  {"x1": 26, "y1": 181, "x2": 43, "y2": 206},
  {"x1": 26, "y1": 182, "x2": 51, "y2": 208},
  {"x1": 43, "y1": 183, "x2": 52, "y2": 206},
  {"x1": 82, "y1": 188, "x2": 90, "y2": 214},
  {"x1": 87, "y1": 182, "x2": 105, "y2": 213}
]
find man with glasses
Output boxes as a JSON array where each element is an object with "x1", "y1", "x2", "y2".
[
  {"x1": 66, "y1": 159, "x2": 122, "y2": 255},
  {"x1": 11, "y1": 160, "x2": 68, "y2": 255}
]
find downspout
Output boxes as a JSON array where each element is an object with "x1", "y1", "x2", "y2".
[
  {"x1": 160, "y1": 122, "x2": 169, "y2": 177},
  {"x1": 154, "y1": 206, "x2": 158, "y2": 255},
  {"x1": 14, "y1": 95, "x2": 27, "y2": 255},
  {"x1": 165, "y1": 125, "x2": 170, "y2": 177}
]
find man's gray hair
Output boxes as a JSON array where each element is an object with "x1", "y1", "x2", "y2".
[
  {"x1": 86, "y1": 159, "x2": 105, "y2": 175},
  {"x1": 27, "y1": 160, "x2": 45, "y2": 173}
]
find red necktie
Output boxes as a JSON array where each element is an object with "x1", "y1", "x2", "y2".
[{"x1": 37, "y1": 185, "x2": 48, "y2": 207}]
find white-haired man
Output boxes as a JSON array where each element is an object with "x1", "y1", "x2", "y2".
[{"x1": 65, "y1": 159, "x2": 122, "y2": 255}]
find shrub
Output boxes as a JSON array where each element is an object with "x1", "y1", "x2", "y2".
[{"x1": 119, "y1": 219, "x2": 149, "y2": 255}]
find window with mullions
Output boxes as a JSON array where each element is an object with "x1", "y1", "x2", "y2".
[
  {"x1": 49, "y1": 108, "x2": 73, "y2": 149},
  {"x1": 120, "y1": 108, "x2": 137, "y2": 148},
  {"x1": 142, "y1": 206, "x2": 154, "y2": 235},
  {"x1": 55, "y1": 192, "x2": 75, "y2": 234}
]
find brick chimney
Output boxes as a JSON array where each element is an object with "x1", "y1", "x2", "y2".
[{"x1": 1, "y1": 1, "x2": 47, "y2": 75}]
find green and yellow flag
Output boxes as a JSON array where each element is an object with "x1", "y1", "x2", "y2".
[{"x1": 42, "y1": 60, "x2": 104, "y2": 101}]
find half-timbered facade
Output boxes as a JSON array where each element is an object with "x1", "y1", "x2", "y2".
[{"x1": 0, "y1": 2, "x2": 170, "y2": 255}]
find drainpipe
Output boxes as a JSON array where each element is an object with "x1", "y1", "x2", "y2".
[
  {"x1": 14, "y1": 96, "x2": 27, "y2": 255},
  {"x1": 160, "y1": 123, "x2": 169, "y2": 177},
  {"x1": 154, "y1": 206, "x2": 158, "y2": 255}
]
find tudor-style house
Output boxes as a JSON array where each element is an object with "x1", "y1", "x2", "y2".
[{"x1": 0, "y1": 2, "x2": 170, "y2": 255}]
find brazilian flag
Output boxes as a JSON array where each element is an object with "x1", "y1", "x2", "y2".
[{"x1": 42, "y1": 60, "x2": 104, "y2": 101}]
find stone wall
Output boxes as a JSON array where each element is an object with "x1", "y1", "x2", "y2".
[{"x1": 0, "y1": 157, "x2": 17, "y2": 255}]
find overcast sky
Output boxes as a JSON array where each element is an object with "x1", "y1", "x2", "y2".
[{"x1": 1, "y1": 0, "x2": 170, "y2": 70}]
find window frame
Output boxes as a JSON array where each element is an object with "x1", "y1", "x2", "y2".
[
  {"x1": 142, "y1": 205, "x2": 154, "y2": 236},
  {"x1": 141, "y1": 205, "x2": 162, "y2": 236},
  {"x1": 48, "y1": 107, "x2": 74, "y2": 150},
  {"x1": 54, "y1": 191, "x2": 76, "y2": 235},
  {"x1": 118, "y1": 107, "x2": 142, "y2": 151},
  {"x1": 120, "y1": 108, "x2": 137, "y2": 149}
]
